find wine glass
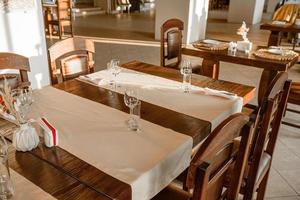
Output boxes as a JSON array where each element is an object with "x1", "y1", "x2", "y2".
[
  {"x1": 0, "y1": 135, "x2": 14, "y2": 200},
  {"x1": 107, "y1": 59, "x2": 121, "y2": 90},
  {"x1": 124, "y1": 89, "x2": 140, "y2": 131},
  {"x1": 180, "y1": 59, "x2": 192, "y2": 93}
]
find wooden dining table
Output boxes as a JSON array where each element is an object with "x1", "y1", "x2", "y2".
[
  {"x1": 0, "y1": 61, "x2": 255, "y2": 200},
  {"x1": 182, "y1": 44, "x2": 298, "y2": 104},
  {"x1": 260, "y1": 22, "x2": 300, "y2": 47}
]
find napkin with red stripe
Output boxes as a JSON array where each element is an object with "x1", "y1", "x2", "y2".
[{"x1": 38, "y1": 117, "x2": 59, "y2": 148}]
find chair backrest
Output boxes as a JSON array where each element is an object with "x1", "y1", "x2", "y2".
[
  {"x1": 160, "y1": 18, "x2": 184, "y2": 67},
  {"x1": 272, "y1": 3, "x2": 300, "y2": 23},
  {"x1": 186, "y1": 113, "x2": 254, "y2": 200},
  {"x1": 117, "y1": 0, "x2": 130, "y2": 5},
  {"x1": 57, "y1": 0, "x2": 72, "y2": 21},
  {"x1": 245, "y1": 72, "x2": 291, "y2": 197},
  {"x1": 48, "y1": 37, "x2": 95, "y2": 84},
  {"x1": 0, "y1": 53, "x2": 31, "y2": 89}
]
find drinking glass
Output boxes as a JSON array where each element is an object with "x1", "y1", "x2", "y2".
[
  {"x1": 180, "y1": 59, "x2": 192, "y2": 93},
  {"x1": 124, "y1": 89, "x2": 140, "y2": 131},
  {"x1": 0, "y1": 135, "x2": 14, "y2": 199},
  {"x1": 107, "y1": 59, "x2": 121, "y2": 90}
]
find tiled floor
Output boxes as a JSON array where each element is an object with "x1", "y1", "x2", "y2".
[{"x1": 47, "y1": 11, "x2": 300, "y2": 199}]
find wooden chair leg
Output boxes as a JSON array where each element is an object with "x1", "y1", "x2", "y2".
[
  {"x1": 59, "y1": 25, "x2": 63, "y2": 39},
  {"x1": 256, "y1": 170, "x2": 270, "y2": 200},
  {"x1": 70, "y1": 24, "x2": 74, "y2": 37},
  {"x1": 49, "y1": 24, "x2": 53, "y2": 38},
  {"x1": 201, "y1": 59, "x2": 220, "y2": 79}
]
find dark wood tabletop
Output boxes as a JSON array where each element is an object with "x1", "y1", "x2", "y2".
[
  {"x1": 183, "y1": 45, "x2": 297, "y2": 71},
  {"x1": 0, "y1": 61, "x2": 255, "y2": 200},
  {"x1": 260, "y1": 23, "x2": 300, "y2": 33}
]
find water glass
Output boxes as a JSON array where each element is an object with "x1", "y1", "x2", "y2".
[
  {"x1": 124, "y1": 89, "x2": 140, "y2": 131},
  {"x1": 0, "y1": 135, "x2": 14, "y2": 199},
  {"x1": 107, "y1": 59, "x2": 121, "y2": 90},
  {"x1": 229, "y1": 42, "x2": 237, "y2": 55},
  {"x1": 180, "y1": 60, "x2": 192, "y2": 93}
]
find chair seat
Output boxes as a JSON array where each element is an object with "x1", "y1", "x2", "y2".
[
  {"x1": 288, "y1": 82, "x2": 300, "y2": 105},
  {"x1": 165, "y1": 63, "x2": 202, "y2": 74},
  {"x1": 152, "y1": 183, "x2": 191, "y2": 200}
]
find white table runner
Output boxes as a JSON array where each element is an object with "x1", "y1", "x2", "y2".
[
  {"x1": 11, "y1": 169, "x2": 56, "y2": 200},
  {"x1": 78, "y1": 68, "x2": 243, "y2": 130},
  {"x1": 31, "y1": 87, "x2": 193, "y2": 200}
]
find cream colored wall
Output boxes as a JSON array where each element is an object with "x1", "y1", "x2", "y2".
[
  {"x1": 155, "y1": 0, "x2": 208, "y2": 44},
  {"x1": 94, "y1": 0, "x2": 107, "y2": 9},
  {"x1": 228, "y1": 0, "x2": 265, "y2": 24}
]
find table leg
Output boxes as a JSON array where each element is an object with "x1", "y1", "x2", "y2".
[
  {"x1": 258, "y1": 69, "x2": 278, "y2": 104},
  {"x1": 267, "y1": 31, "x2": 281, "y2": 47},
  {"x1": 201, "y1": 59, "x2": 220, "y2": 79}
]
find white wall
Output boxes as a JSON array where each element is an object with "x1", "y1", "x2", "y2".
[
  {"x1": 155, "y1": 0, "x2": 209, "y2": 44},
  {"x1": 228, "y1": 0, "x2": 265, "y2": 24},
  {"x1": 0, "y1": 0, "x2": 50, "y2": 89},
  {"x1": 155, "y1": 0, "x2": 190, "y2": 43}
]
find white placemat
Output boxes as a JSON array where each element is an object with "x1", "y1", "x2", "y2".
[
  {"x1": 31, "y1": 87, "x2": 193, "y2": 200},
  {"x1": 78, "y1": 68, "x2": 243, "y2": 130}
]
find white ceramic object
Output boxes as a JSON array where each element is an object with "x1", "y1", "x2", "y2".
[
  {"x1": 268, "y1": 48, "x2": 283, "y2": 55},
  {"x1": 202, "y1": 39, "x2": 220, "y2": 45},
  {"x1": 13, "y1": 123, "x2": 39, "y2": 152},
  {"x1": 272, "y1": 21, "x2": 286, "y2": 25},
  {"x1": 237, "y1": 41, "x2": 253, "y2": 52},
  {"x1": 295, "y1": 19, "x2": 300, "y2": 26}
]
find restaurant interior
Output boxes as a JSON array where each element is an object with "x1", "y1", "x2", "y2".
[{"x1": 0, "y1": 0, "x2": 300, "y2": 199}]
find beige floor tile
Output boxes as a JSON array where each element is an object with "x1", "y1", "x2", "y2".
[
  {"x1": 279, "y1": 169, "x2": 300, "y2": 194},
  {"x1": 272, "y1": 141, "x2": 300, "y2": 171},
  {"x1": 265, "y1": 169, "x2": 298, "y2": 198},
  {"x1": 278, "y1": 126, "x2": 300, "y2": 158}
]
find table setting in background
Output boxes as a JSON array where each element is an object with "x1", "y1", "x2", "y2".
[
  {"x1": 0, "y1": 59, "x2": 255, "y2": 200},
  {"x1": 183, "y1": 21, "x2": 299, "y2": 105}
]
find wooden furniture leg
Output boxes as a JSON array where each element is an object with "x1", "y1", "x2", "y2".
[
  {"x1": 267, "y1": 31, "x2": 281, "y2": 47},
  {"x1": 201, "y1": 59, "x2": 220, "y2": 79},
  {"x1": 258, "y1": 69, "x2": 278, "y2": 104}
]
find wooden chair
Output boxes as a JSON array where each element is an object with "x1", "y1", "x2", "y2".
[
  {"x1": 282, "y1": 81, "x2": 300, "y2": 128},
  {"x1": 152, "y1": 113, "x2": 254, "y2": 200},
  {"x1": 160, "y1": 19, "x2": 201, "y2": 74},
  {"x1": 48, "y1": 0, "x2": 73, "y2": 39},
  {"x1": 117, "y1": 0, "x2": 131, "y2": 13},
  {"x1": 242, "y1": 72, "x2": 291, "y2": 200},
  {"x1": 48, "y1": 37, "x2": 95, "y2": 84},
  {"x1": 0, "y1": 53, "x2": 31, "y2": 88}
]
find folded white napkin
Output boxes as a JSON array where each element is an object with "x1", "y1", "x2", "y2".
[
  {"x1": 79, "y1": 75, "x2": 106, "y2": 85},
  {"x1": 192, "y1": 87, "x2": 238, "y2": 100},
  {"x1": 272, "y1": 21, "x2": 286, "y2": 25}
]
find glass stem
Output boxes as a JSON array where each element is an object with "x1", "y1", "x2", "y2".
[{"x1": 129, "y1": 107, "x2": 134, "y2": 118}]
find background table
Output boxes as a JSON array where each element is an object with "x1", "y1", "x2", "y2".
[
  {"x1": 182, "y1": 45, "x2": 298, "y2": 104},
  {"x1": 0, "y1": 61, "x2": 255, "y2": 200},
  {"x1": 260, "y1": 23, "x2": 300, "y2": 47}
]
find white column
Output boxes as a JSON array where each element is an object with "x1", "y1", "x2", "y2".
[
  {"x1": 228, "y1": 0, "x2": 266, "y2": 24},
  {"x1": 155, "y1": 0, "x2": 209, "y2": 44},
  {"x1": 0, "y1": 0, "x2": 50, "y2": 89}
]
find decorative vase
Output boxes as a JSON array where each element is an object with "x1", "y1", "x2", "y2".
[{"x1": 12, "y1": 123, "x2": 39, "y2": 152}]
